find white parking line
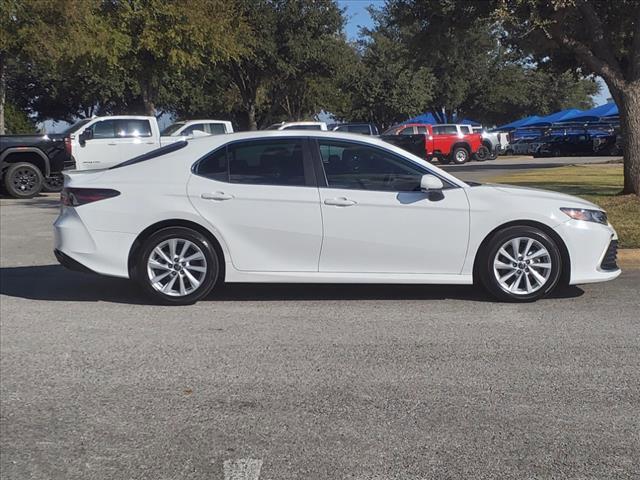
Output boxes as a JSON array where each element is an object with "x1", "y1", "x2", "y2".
[{"x1": 223, "y1": 458, "x2": 263, "y2": 480}]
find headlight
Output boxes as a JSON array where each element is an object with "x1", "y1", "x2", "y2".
[{"x1": 560, "y1": 207, "x2": 608, "y2": 225}]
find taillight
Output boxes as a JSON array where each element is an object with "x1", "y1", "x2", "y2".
[
  {"x1": 61, "y1": 188, "x2": 120, "y2": 207},
  {"x1": 64, "y1": 137, "x2": 72, "y2": 156}
]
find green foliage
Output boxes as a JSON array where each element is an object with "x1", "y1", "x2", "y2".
[
  {"x1": 360, "y1": 0, "x2": 599, "y2": 126},
  {"x1": 3, "y1": 102, "x2": 36, "y2": 134},
  {"x1": 333, "y1": 32, "x2": 435, "y2": 128}
]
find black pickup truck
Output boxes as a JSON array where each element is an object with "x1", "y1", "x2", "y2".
[{"x1": 0, "y1": 133, "x2": 75, "y2": 198}]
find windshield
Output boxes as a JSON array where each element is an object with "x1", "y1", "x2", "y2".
[
  {"x1": 61, "y1": 118, "x2": 92, "y2": 135},
  {"x1": 161, "y1": 122, "x2": 185, "y2": 136}
]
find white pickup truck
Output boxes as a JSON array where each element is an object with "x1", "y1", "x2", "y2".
[{"x1": 65, "y1": 116, "x2": 233, "y2": 170}]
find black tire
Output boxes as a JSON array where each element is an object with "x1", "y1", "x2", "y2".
[
  {"x1": 474, "y1": 145, "x2": 490, "y2": 162},
  {"x1": 3, "y1": 162, "x2": 44, "y2": 199},
  {"x1": 134, "y1": 227, "x2": 220, "y2": 305},
  {"x1": 486, "y1": 149, "x2": 498, "y2": 160},
  {"x1": 505, "y1": 149, "x2": 514, "y2": 156},
  {"x1": 43, "y1": 174, "x2": 64, "y2": 193},
  {"x1": 451, "y1": 146, "x2": 469, "y2": 164},
  {"x1": 477, "y1": 225, "x2": 562, "y2": 302}
]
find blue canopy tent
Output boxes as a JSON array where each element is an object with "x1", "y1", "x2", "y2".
[
  {"x1": 558, "y1": 103, "x2": 618, "y2": 123},
  {"x1": 527, "y1": 109, "x2": 583, "y2": 125},
  {"x1": 496, "y1": 115, "x2": 543, "y2": 130}
]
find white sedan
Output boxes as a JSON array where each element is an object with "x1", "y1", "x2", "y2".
[{"x1": 54, "y1": 131, "x2": 620, "y2": 304}]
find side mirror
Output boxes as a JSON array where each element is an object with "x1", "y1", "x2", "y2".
[
  {"x1": 79, "y1": 129, "x2": 93, "y2": 146},
  {"x1": 420, "y1": 174, "x2": 444, "y2": 192}
]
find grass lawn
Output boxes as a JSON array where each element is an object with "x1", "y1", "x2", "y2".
[{"x1": 490, "y1": 164, "x2": 640, "y2": 248}]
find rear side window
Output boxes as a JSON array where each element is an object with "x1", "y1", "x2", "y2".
[
  {"x1": 118, "y1": 119, "x2": 152, "y2": 137},
  {"x1": 282, "y1": 125, "x2": 322, "y2": 131},
  {"x1": 347, "y1": 125, "x2": 372, "y2": 134},
  {"x1": 208, "y1": 123, "x2": 227, "y2": 135},
  {"x1": 229, "y1": 140, "x2": 306, "y2": 186},
  {"x1": 433, "y1": 125, "x2": 458, "y2": 135},
  {"x1": 195, "y1": 146, "x2": 228, "y2": 181},
  {"x1": 416, "y1": 126, "x2": 428, "y2": 134},
  {"x1": 194, "y1": 139, "x2": 308, "y2": 186}
]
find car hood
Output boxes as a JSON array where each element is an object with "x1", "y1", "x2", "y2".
[{"x1": 480, "y1": 183, "x2": 602, "y2": 210}]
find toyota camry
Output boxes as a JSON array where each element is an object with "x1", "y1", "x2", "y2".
[{"x1": 54, "y1": 131, "x2": 620, "y2": 304}]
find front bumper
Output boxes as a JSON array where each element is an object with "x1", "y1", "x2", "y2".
[{"x1": 554, "y1": 220, "x2": 622, "y2": 284}]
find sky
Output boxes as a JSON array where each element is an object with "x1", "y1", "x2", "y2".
[{"x1": 337, "y1": 0, "x2": 383, "y2": 40}]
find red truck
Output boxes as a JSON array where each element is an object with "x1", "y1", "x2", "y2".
[{"x1": 382, "y1": 123, "x2": 483, "y2": 164}]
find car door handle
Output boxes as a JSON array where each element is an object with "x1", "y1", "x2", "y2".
[
  {"x1": 107, "y1": 143, "x2": 117, "y2": 146},
  {"x1": 324, "y1": 197, "x2": 357, "y2": 207},
  {"x1": 201, "y1": 192, "x2": 234, "y2": 201}
]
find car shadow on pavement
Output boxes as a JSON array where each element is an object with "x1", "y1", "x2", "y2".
[{"x1": 0, "y1": 264, "x2": 585, "y2": 304}]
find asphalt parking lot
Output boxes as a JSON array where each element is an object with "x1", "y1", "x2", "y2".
[{"x1": 1, "y1": 163, "x2": 639, "y2": 479}]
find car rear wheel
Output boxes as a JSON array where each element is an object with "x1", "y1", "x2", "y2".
[
  {"x1": 3, "y1": 162, "x2": 44, "y2": 199},
  {"x1": 43, "y1": 174, "x2": 64, "y2": 192},
  {"x1": 478, "y1": 226, "x2": 562, "y2": 302},
  {"x1": 451, "y1": 146, "x2": 469, "y2": 164},
  {"x1": 135, "y1": 227, "x2": 220, "y2": 305},
  {"x1": 474, "y1": 146, "x2": 490, "y2": 161}
]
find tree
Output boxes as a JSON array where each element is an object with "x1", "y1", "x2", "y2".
[
  {"x1": 496, "y1": 0, "x2": 640, "y2": 195},
  {"x1": 334, "y1": 32, "x2": 435, "y2": 129},
  {"x1": 225, "y1": 0, "x2": 349, "y2": 130},
  {"x1": 0, "y1": 0, "x2": 90, "y2": 132},
  {"x1": 98, "y1": 0, "x2": 249, "y2": 116},
  {"x1": 370, "y1": 0, "x2": 598, "y2": 127}
]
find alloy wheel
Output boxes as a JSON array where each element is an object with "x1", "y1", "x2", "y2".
[
  {"x1": 492, "y1": 237, "x2": 552, "y2": 295},
  {"x1": 455, "y1": 150, "x2": 467, "y2": 162},
  {"x1": 146, "y1": 238, "x2": 208, "y2": 297},
  {"x1": 12, "y1": 168, "x2": 39, "y2": 193}
]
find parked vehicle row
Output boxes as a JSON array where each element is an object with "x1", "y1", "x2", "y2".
[
  {"x1": 504, "y1": 132, "x2": 620, "y2": 157},
  {"x1": 54, "y1": 130, "x2": 621, "y2": 305},
  {"x1": 0, "y1": 116, "x2": 233, "y2": 198}
]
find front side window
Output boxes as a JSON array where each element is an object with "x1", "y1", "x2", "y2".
[
  {"x1": 229, "y1": 140, "x2": 306, "y2": 186},
  {"x1": 90, "y1": 120, "x2": 117, "y2": 138},
  {"x1": 161, "y1": 122, "x2": 185, "y2": 136},
  {"x1": 181, "y1": 123, "x2": 207, "y2": 136},
  {"x1": 318, "y1": 140, "x2": 428, "y2": 192},
  {"x1": 399, "y1": 127, "x2": 414, "y2": 135},
  {"x1": 118, "y1": 119, "x2": 152, "y2": 138}
]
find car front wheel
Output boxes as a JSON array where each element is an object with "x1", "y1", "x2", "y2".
[
  {"x1": 478, "y1": 226, "x2": 562, "y2": 302},
  {"x1": 135, "y1": 227, "x2": 220, "y2": 305}
]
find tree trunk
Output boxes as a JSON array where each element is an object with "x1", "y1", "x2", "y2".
[
  {"x1": 246, "y1": 102, "x2": 257, "y2": 131},
  {"x1": 617, "y1": 84, "x2": 640, "y2": 196},
  {"x1": 0, "y1": 54, "x2": 6, "y2": 135}
]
